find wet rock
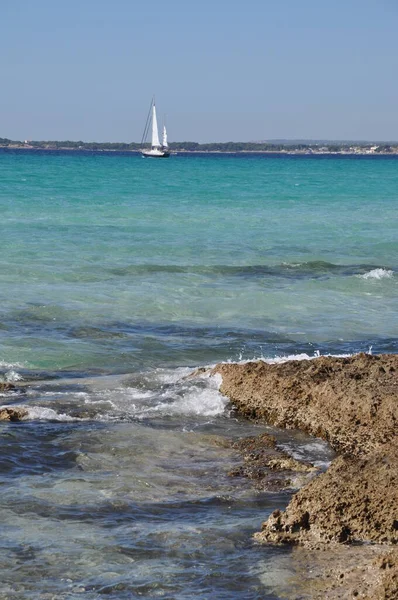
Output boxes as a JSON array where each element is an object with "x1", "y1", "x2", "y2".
[
  {"x1": 369, "y1": 550, "x2": 398, "y2": 600},
  {"x1": 285, "y1": 545, "x2": 398, "y2": 600},
  {"x1": 0, "y1": 407, "x2": 28, "y2": 421},
  {"x1": 228, "y1": 432, "x2": 318, "y2": 491},
  {"x1": 0, "y1": 382, "x2": 16, "y2": 392},
  {"x1": 213, "y1": 353, "x2": 398, "y2": 456},
  {"x1": 256, "y1": 438, "x2": 398, "y2": 546},
  {"x1": 184, "y1": 367, "x2": 210, "y2": 379},
  {"x1": 213, "y1": 353, "x2": 398, "y2": 597}
]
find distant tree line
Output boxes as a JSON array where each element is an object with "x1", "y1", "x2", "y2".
[{"x1": 0, "y1": 137, "x2": 396, "y2": 153}]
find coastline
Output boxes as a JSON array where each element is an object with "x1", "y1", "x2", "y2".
[
  {"x1": 1, "y1": 146, "x2": 398, "y2": 157},
  {"x1": 210, "y1": 353, "x2": 398, "y2": 599},
  {"x1": 3, "y1": 353, "x2": 397, "y2": 597}
]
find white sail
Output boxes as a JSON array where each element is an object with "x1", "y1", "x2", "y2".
[
  {"x1": 162, "y1": 125, "x2": 168, "y2": 148},
  {"x1": 151, "y1": 104, "x2": 160, "y2": 148},
  {"x1": 141, "y1": 97, "x2": 170, "y2": 158}
]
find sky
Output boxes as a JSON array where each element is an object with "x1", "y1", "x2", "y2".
[{"x1": 1, "y1": 0, "x2": 398, "y2": 143}]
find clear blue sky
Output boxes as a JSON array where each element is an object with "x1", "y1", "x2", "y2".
[{"x1": 1, "y1": 0, "x2": 397, "y2": 142}]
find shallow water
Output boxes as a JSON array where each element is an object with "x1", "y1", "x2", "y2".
[
  {"x1": 1, "y1": 368, "x2": 333, "y2": 599},
  {"x1": 0, "y1": 151, "x2": 397, "y2": 598}
]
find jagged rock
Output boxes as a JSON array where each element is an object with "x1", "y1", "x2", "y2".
[
  {"x1": 0, "y1": 407, "x2": 28, "y2": 421},
  {"x1": 256, "y1": 438, "x2": 398, "y2": 546},
  {"x1": 213, "y1": 353, "x2": 398, "y2": 456},
  {"x1": 213, "y1": 353, "x2": 398, "y2": 597}
]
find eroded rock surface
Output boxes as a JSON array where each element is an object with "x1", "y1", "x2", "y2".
[
  {"x1": 214, "y1": 353, "x2": 397, "y2": 456},
  {"x1": 212, "y1": 353, "x2": 398, "y2": 598},
  {"x1": 257, "y1": 438, "x2": 398, "y2": 546},
  {"x1": 228, "y1": 432, "x2": 318, "y2": 491}
]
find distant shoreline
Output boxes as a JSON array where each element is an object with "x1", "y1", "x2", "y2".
[
  {"x1": 1, "y1": 146, "x2": 398, "y2": 157},
  {"x1": 2, "y1": 137, "x2": 398, "y2": 156}
]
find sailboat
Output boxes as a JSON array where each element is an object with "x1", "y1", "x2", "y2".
[{"x1": 141, "y1": 98, "x2": 170, "y2": 158}]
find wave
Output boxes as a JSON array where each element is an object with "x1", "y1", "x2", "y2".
[
  {"x1": 3, "y1": 347, "x2": 385, "y2": 424},
  {"x1": 104, "y1": 261, "x2": 395, "y2": 281},
  {"x1": 0, "y1": 370, "x2": 23, "y2": 382},
  {"x1": 0, "y1": 360, "x2": 25, "y2": 369},
  {"x1": 7, "y1": 368, "x2": 229, "y2": 423},
  {"x1": 260, "y1": 350, "x2": 354, "y2": 364},
  {"x1": 359, "y1": 268, "x2": 394, "y2": 280},
  {"x1": 278, "y1": 439, "x2": 334, "y2": 470}
]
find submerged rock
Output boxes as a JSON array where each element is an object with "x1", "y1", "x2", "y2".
[
  {"x1": 285, "y1": 545, "x2": 398, "y2": 600},
  {"x1": 0, "y1": 382, "x2": 16, "y2": 392},
  {"x1": 228, "y1": 432, "x2": 318, "y2": 491}
]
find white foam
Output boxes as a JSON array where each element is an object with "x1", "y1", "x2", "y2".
[
  {"x1": 0, "y1": 404, "x2": 79, "y2": 422},
  {"x1": 0, "y1": 360, "x2": 25, "y2": 369},
  {"x1": 3, "y1": 370, "x2": 23, "y2": 382},
  {"x1": 279, "y1": 439, "x2": 334, "y2": 470},
  {"x1": 18, "y1": 369, "x2": 228, "y2": 423},
  {"x1": 264, "y1": 351, "x2": 353, "y2": 364},
  {"x1": 360, "y1": 268, "x2": 394, "y2": 280},
  {"x1": 141, "y1": 388, "x2": 227, "y2": 419},
  {"x1": 120, "y1": 373, "x2": 228, "y2": 420},
  {"x1": 224, "y1": 350, "x2": 353, "y2": 367}
]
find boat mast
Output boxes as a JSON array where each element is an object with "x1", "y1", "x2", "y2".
[{"x1": 141, "y1": 97, "x2": 154, "y2": 147}]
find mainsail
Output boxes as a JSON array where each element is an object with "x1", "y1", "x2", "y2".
[{"x1": 151, "y1": 104, "x2": 160, "y2": 148}]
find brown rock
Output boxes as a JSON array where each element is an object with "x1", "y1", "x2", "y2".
[
  {"x1": 213, "y1": 353, "x2": 398, "y2": 456},
  {"x1": 212, "y1": 354, "x2": 398, "y2": 596},
  {"x1": 0, "y1": 382, "x2": 16, "y2": 392},
  {"x1": 284, "y1": 545, "x2": 398, "y2": 600},
  {"x1": 256, "y1": 438, "x2": 398, "y2": 545},
  {"x1": 229, "y1": 432, "x2": 317, "y2": 491},
  {"x1": 183, "y1": 367, "x2": 210, "y2": 379},
  {"x1": 0, "y1": 407, "x2": 28, "y2": 421}
]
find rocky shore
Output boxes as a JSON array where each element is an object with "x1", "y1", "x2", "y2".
[
  {"x1": 213, "y1": 353, "x2": 398, "y2": 599},
  {"x1": 2, "y1": 354, "x2": 397, "y2": 597}
]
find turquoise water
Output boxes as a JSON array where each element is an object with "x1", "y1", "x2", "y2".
[
  {"x1": 1, "y1": 151, "x2": 397, "y2": 373},
  {"x1": 0, "y1": 150, "x2": 396, "y2": 599}
]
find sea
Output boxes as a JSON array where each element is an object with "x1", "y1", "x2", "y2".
[{"x1": 0, "y1": 150, "x2": 397, "y2": 599}]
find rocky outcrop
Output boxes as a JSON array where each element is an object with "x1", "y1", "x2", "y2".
[
  {"x1": 214, "y1": 353, "x2": 397, "y2": 456},
  {"x1": 0, "y1": 406, "x2": 28, "y2": 421},
  {"x1": 212, "y1": 353, "x2": 398, "y2": 598},
  {"x1": 258, "y1": 438, "x2": 398, "y2": 546}
]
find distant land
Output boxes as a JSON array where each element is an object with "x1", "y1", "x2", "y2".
[{"x1": 1, "y1": 137, "x2": 398, "y2": 154}]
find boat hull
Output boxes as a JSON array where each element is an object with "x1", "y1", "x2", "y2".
[{"x1": 141, "y1": 149, "x2": 170, "y2": 158}]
